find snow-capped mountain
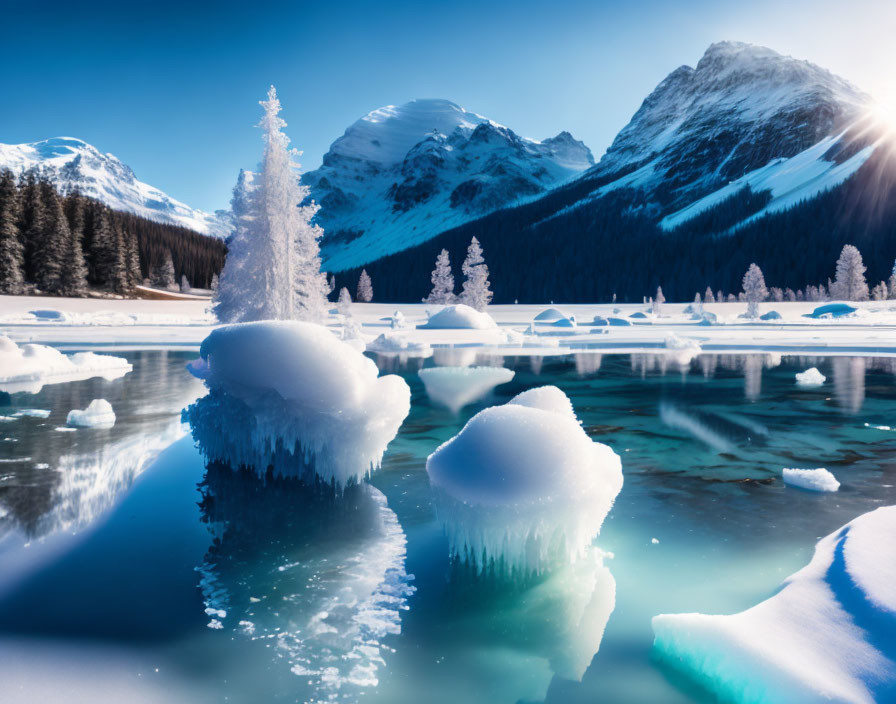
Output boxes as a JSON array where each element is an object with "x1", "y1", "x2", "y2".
[
  {"x1": 303, "y1": 99, "x2": 593, "y2": 271},
  {"x1": 0, "y1": 137, "x2": 231, "y2": 237}
]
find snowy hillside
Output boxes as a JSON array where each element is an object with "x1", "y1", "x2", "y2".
[
  {"x1": 0, "y1": 137, "x2": 231, "y2": 237},
  {"x1": 303, "y1": 99, "x2": 593, "y2": 271}
]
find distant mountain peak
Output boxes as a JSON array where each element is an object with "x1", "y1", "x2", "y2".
[{"x1": 0, "y1": 137, "x2": 230, "y2": 237}]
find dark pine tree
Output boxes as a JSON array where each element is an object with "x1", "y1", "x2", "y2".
[{"x1": 0, "y1": 169, "x2": 25, "y2": 294}]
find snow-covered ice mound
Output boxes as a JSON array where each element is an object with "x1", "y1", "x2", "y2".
[
  {"x1": 796, "y1": 367, "x2": 826, "y2": 386},
  {"x1": 0, "y1": 336, "x2": 131, "y2": 394},
  {"x1": 665, "y1": 334, "x2": 702, "y2": 366},
  {"x1": 418, "y1": 366, "x2": 514, "y2": 412},
  {"x1": 607, "y1": 317, "x2": 631, "y2": 326},
  {"x1": 66, "y1": 399, "x2": 116, "y2": 429},
  {"x1": 534, "y1": 307, "x2": 568, "y2": 322},
  {"x1": 760, "y1": 310, "x2": 782, "y2": 321},
  {"x1": 197, "y1": 468, "x2": 413, "y2": 701},
  {"x1": 418, "y1": 304, "x2": 497, "y2": 329},
  {"x1": 653, "y1": 506, "x2": 896, "y2": 704},
  {"x1": 783, "y1": 467, "x2": 839, "y2": 492},
  {"x1": 426, "y1": 385, "x2": 623, "y2": 573},
  {"x1": 805, "y1": 303, "x2": 857, "y2": 319},
  {"x1": 184, "y1": 321, "x2": 410, "y2": 487},
  {"x1": 552, "y1": 316, "x2": 577, "y2": 328},
  {"x1": 367, "y1": 332, "x2": 433, "y2": 358}
]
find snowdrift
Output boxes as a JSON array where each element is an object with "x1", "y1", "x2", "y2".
[
  {"x1": 426, "y1": 385, "x2": 622, "y2": 573},
  {"x1": 783, "y1": 467, "x2": 839, "y2": 492},
  {"x1": 66, "y1": 399, "x2": 116, "y2": 429},
  {"x1": 184, "y1": 321, "x2": 410, "y2": 487},
  {"x1": 0, "y1": 335, "x2": 131, "y2": 394},
  {"x1": 418, "y1": 304, "x2": 497, "y2": 329},
  {"x1": 418, "y1": 366, "x2": 514, "y2": 412},
  {"x1": 653, "y1": 506, "x2": 896, "y2": 704}
]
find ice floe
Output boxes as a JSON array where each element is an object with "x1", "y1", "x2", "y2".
[
  {"x1": 796, "y1": 367, "x2": 826, "y2": 386},
  {"x1": 783, "y1": 467, "x2": 840, "y2": 492},
  {"x1": 66, "y1": 399, "x2": 116, "y2": 429}
]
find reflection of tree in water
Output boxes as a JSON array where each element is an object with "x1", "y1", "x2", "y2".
[
  {"x1": 196, "y1": 461, "x2": 413, "y2": 703},
  {"x1": 832, "y1": 356, "x2": 866, "y2": 414},
  {"x1": 0, "y1": 351, "x2": 201, "y2": 541}
]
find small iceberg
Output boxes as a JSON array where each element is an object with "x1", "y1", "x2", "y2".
[
  {"x1": 795, "y1": 367, "x2": 826, "y2": 386},
  {"x1": 184, "y1": 321, "x2": 410, "y2": 487},
  {"x1": 418, "y1": 366, "x2": 515, "y2": 413},
  {"x1": 426, "y1": 386, "x2": 623, "y2": 573},
  {"x1": 66, "y1": 399, "x2": 116, "y2": 429},
  {"x1": 653, "y1": 506, "x2": 896, "y2": 704},
  {"x1": 418, "y1": 304, "x2": 497, "y2": 330},
  {"x1": 782, "y1": 467, "x2": 839, "y2": 492}
]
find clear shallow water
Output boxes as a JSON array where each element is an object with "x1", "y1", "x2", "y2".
[{"x1": 0, "y1": 350, "x2": 895, "y2": 703}]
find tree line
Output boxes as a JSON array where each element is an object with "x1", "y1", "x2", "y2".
[{"x1": 0, "y1": 169, "x2": 226, "y2": 296}]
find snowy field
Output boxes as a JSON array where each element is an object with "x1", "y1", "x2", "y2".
[{"x1": 3, "y1": 295, "x2": 896, "y2": 356}]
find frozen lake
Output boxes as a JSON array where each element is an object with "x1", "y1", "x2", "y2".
[{"x1": 0, "y1": 350, "x2": 894, "y2": 702}]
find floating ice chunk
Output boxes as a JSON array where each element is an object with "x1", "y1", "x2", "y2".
[
  {"x1": 418, "y1": 304, "x2": 497, "y2": 329},
  {"x1": 652, "y1": 506, "x2": 896, "y2": 704},
  {"x1": 66, "y1": 399, "x2": 116, "y2": 429},
  {"x1": 389, "y1": 310, "x2": 407, "y2": 329},
  {"x1": 426, "y1": 386, "x2": 622, "y2": 573},
  {"x1": 607, "y1": 317, "x2": 631, "y2": 326},
  {"x1": 418, "y1": 366, "x2": 514, "y2": 412},
  {"x1": 796, "y1": 367, "x2": 826, "y2": 386},
  {"x1": 0, "y1": 336, "x2": 131, "y2": 394},
  {"x1": 534, "y1": 307, "x2": 568, "y2": 322},
  {"x1": 367, "y1": 332, "x2": 433, "y2": 358},
  {"x1": 12, "y1": 409, "x2": 51, "y2": 418},
  {"x1": 507, "y1": 385, "x2": 576, "y2": 420},
  {"x1": 783, "y1": 467, "x2": 839, "y2": 492},
  {"x1": 185, "y1": 321, "x2": 410, "y2": 487},
  {"x1": 760, "y1": 310, "x2": 782, "y2": 320}
]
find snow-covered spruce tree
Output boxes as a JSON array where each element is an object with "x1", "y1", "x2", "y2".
[
  {"x1": 770, "y1": 287, "x2": 784, "y2": 303},
  {"x1": 652, "y1": 286, "x2": 665, "y2": 315},
  {"x1": 460, "y1": 237, "x2": 493, "y2": 311},
  {"x1": 152, "y1": 250, "x2": 177, "y2": 290},
  {"x1": 214, "y1": 87, "x2": 328, "y2": 323},
  {"x1": 704, "y1": 287, "x2": 715, "y2": 303},
  {"x1": 337, "y1": 286, "x2": 352, "y2": 317},
  {"x1": 831, "y1": 244, "x2": 869, "y2": 301},
  {"x1": 0, "y1": 169, "x2": 25, "y2": 294},
  {"x1": 180, "y1": 275, "x2": 191, "y2": 293},
  {"x1": 57, "y1": 213, "x2": 89, "y2": 297},
  {"x1": 210, "y1": 273, "x2": 219, "y2": 292},
  {"x1": 356, "y1": 269, "x2": 373, "y2": 302},
  {"x1": 742, "y1": 263, "x2": 768, "y2": 318},
  {"x1": 426, "y1": 248, "x2": 455, "y2": 304},
  {"x1": 888, "y1": 259, "x2": 896, "y2": 299},
  {"x1": 785, "y1": 288, "x2": 796, "y2": 302},
  {"x1": 871, "y1": 282, "x2": 888, "y2": 301},
  {"x1": 124, "y1": 230, "x2": 142, "y2": 290}
]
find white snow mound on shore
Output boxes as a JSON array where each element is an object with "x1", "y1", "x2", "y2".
[
  {"x1": 418, "y1": 304, "x2": 497, "y2": 329},
  {"x1": 66, "y1": 399, "x2": 116, "y2": 428},
  {"x1": 783, "y1": 467, "x2": 840, "y2": 492},
  {"x1": 0, "y1": 335, "x2": 131, "y2": 394},
  {"x1": 426, "y1": 385, "x2": 622, "y2": 572},
  {"x1": 652, "y1": 505, "x2": 896, "y2": 704},
  {"x1": 796, "y1": 367, "x2": 826, "y2": 386},
  {"x1": 418, "y1": 366, "x2": 514, "y2": 412},
  {"x1": 185, "y1": 321, "x2": 410, "y2": 487}
]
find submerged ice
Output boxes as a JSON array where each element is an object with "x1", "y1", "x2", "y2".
[
  {"x1": 652, "y1": 506, "x2": 896, "y2": 704},
  {"x1": 185, "y1": 321, "x2": 410, "y2": 486},
  {"x1": 417, "y1": 366, "x2": 514, "y2": 412},
  {"x1": 426, "y1": 385, "x2": 623, "y2": 573}
]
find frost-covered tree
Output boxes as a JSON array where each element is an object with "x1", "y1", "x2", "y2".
[
  {"x1": 652, "y1": 286, "x2": 665, "y2": 315},
  {"x1": 887, "y1": 259, "x2": 896, "y2": 299},
  {"x1": 180, "y1": 275, "x2": 191, "y2": 293},
  {"x1": 0, "y1": 169, "x2": 25, "y2": 294},
  {"x1": 871, "y1": 281, "x2": 888, "y2": 301},
  {"x1": 152, "y1": 250, "x2": 177, "y2": 290},
  {"x1": 742, "y1": 263, "x2": 768, "y2": 318},
  {"x1": 337, "y1": 286, "x2": 352, "y2": 317},
  {"x1": 210, "y1": 273, "x2": 219, "y2": 292},
  {"x1": 717, "y1": 290, "x2": 723, "y2": 303},
  {"x1": 784, "y1": 288, "x2": 796, "y2": 302},
  {"x1": 460, "y1": 236, "x2": 492, "y2": 311},
  {"x1": 124, "y1": 230, "x2": 142, "y2": 290},
  {"x1": 770, "y1": 287, "x2": 784, "y2": 303},
  {"x1": 830, "y1": 244, "x2": 868, "y2": 301},
  {"x1": 328, "y1": 273, "x2": 336, "y2": 295},
  {"x1": 704, "y1": 287, "x2": 715, "y2": 303},
  {"x1": 356, "y1": 269, "x2": 373, "y2": 302},
  {"x1": 214, "y1": 87, "x2": 328, "y2": 323},
  {"x1": 727, "y1": 293, "x2": 736, "y2": 303},
  {"x1": 426, "y1": 249, "x2": 455, "y2": 304}
]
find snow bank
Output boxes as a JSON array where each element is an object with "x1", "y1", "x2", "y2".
[
  {"x1": 783, "y1": 467, "x2": 839, "y2": 492},
  {"x1": 185, "y1": 321, "x2": 410, "y2": 487},
  {"x1": 534, "y1": 307, "x2": 568, "y2": 322},
  {"x1": 652, "y1": 506, "x2": 896, "y2": 704},
  {"x1": 66, "y1": 399, "x2": 116, "y2": 429},
  {"x1": 418, "y1": 366, "x2": 514, "y2": 412},
  {"x1": 418, "y1": 304, "x2": 497, "y2": 329},
  {"x1": 607, "y1": 317, "x2": 631, "y2": 326},
  {"x1": 0, "y1": 335, "x2": 131, "y2": 394},
  {"x1": 426, "y1": 386, "x2": 622, "y2": 573},
  {"x1": 552, "y1": 316, "x2": 577, "y2": 328},
  {"x1": 367, "y1": 332, "x2": 433, "y2": 358},
  {"x1": 795, "y1": 367, "x2": 826, "y2": 386}
]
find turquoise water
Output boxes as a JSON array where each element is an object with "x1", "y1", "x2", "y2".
[{"x1": 0, "y1": 351, "x2": 895, "y2": 703}]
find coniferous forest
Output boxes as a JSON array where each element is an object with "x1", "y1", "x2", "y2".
[{"x1": 0, "y1": 168, "x2": 226, "y2": 296}]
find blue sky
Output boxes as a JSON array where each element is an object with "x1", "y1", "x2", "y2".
[{"x1": 3, "y1": 0, "x2": 894, "y2": 213}]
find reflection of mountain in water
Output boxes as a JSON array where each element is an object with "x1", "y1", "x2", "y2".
[
  {"x1": 195, "y1": 462, "x2": 413, "y2": 703},
  {"x1": 0, "y1": 351, "x2": 203, "y2": 543}
]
